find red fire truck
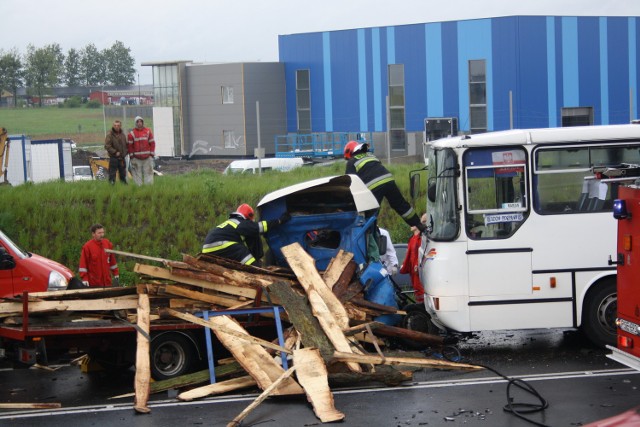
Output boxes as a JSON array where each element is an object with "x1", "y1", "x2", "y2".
[{"x1": 595, "y1": 164, "x2": 640, "y2": 371}]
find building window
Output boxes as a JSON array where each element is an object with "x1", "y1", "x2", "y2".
[
  {"x1": 469, "y1": 60, "x2": 487, "y2": 134},
  {"x1": 561, "y1": 107, "x2": 593, "y2": 127},
  {"x1": 153, "y1": 64, "x2": 179, "y2": 107},
  {"x1": 388, "y1": 64, "x2": 406, "y2": 150},
  {"x1": 223, "y1": 130, "x2": 236, "y2": 149},
  {"x1": 222, "y1": 86, "x2": 234, "y2": 104},
  {"x1": 296, "y1": 69, "x2": 311, "y2": 133}
]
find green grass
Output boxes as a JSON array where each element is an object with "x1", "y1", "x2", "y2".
[
  {"x1": 0, "y1": 162, "x2": 425, "y2": 285},
  {"x1": 0, "y1": 107, "x2": 153, "y2": 145}
]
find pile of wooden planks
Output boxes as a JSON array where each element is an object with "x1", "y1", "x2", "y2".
[{"x1": 130, "y1": 242, "x2": 483, "y2": 424}]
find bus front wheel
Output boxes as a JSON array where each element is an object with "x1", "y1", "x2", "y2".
[{"x1": 581, "y1": 279, "x2": 617, "y2": 348}]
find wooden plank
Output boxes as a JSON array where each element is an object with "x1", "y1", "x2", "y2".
[
  {"x1": 178, "y1": 376, "x2": 257, "y2": 401},
  {"x1": 307, "y1": 288, "x2": 361, "y2": 372},
  {"x1": 106, "y1": 248, "x2": 171, "y2": 264},
  {"x1": 0, "y1": 296, "x2": 138, "y2": 314},
  {"x1": 164, "y1": 284, "x2": 243, "y2": 307},
  {"x1": 280, "y1": 242, "x2": 350, "y2": 330},
  {"x1": 332, "y1": 351, "x2": 483, "y2": 370},
  {"x1": 164, "y1": 308, "x2": 290, "y2": 355},
  {"x1": 293, "y1": 348, "x2": 345, "y2": 423},
  {"x1": 206, "y1": 315, "x2": 303, "y2": 396},
  {"x1": 267, "y1": 282, "x2": 335, "y2": 363},
  {"x1": 134, "y1": 293, "x2": 151, "y2": 414},
  {"x1": 227, "y1": 366, "x2": 297, "y2": 427},
  {"x1": 134, "y1": 264, "x2": 260, "y2": 300},
  {"x1": 322, "y1": 250, "x2": 354, "y2": 289},
  {"x1": 0, "y1": 403, "x2": 61, "y2": 409},
  {"x1": 27, "y1": 287, "x2": 136, "y2": 299},
  {"x1": 352, "y1": 321, "x2": 444, "y2": 346}
]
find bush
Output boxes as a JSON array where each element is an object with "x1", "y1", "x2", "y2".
[
  {"x1": 61, "y1": 96, "x2": 83, "y2": 108},
  {"x1": 86, "y1": 100, "x2": 102, "y2": 109}
]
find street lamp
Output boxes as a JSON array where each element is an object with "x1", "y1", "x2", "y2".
[{"x1": 138, "y1": 73, "x2": 141, "y2": 105}]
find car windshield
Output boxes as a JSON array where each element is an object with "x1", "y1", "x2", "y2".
[
  {"x1": 426, "y1": 146, "x2": 459, "y2": 241},
  {"x1": 75, "y1": 168, "x2": 91, "y2": 176},
  {"x1": 0, "y1": 229, "x2": 29, "y2": 259}
]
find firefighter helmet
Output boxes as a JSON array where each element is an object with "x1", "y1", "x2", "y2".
[
  {"x1": 236, "y1": 203, "x2": 254, "y2": 220},
  {"x1": 343, "y1": 141, "x2": 359, "y2": 159}
]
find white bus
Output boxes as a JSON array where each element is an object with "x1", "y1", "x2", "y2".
[{"x1": 418, "y1": 124, "x2": 640, "y2": 347}]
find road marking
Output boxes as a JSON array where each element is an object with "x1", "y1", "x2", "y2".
[{"x1": 0, "y1": 367, "x2": 636, "y2": 420}]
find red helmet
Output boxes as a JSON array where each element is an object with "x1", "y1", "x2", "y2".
[
  {"x1": 343, "y1": 141, "x2": 359, "y2": 159},
  {"x1": 236, "y1": 203, "x2": 254, "y2": 220}
]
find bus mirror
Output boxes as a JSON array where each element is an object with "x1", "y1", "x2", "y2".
[
  {"x1": 427, "y1": 178, "x2": 437, "y2": 203},
  {"x1": 410, "y1": 174, "x2": 421, "y2": 200}
]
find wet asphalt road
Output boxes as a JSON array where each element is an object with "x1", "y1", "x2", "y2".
[{"x1": 0, "y1": 329, "x2": 638, "y2": 427}]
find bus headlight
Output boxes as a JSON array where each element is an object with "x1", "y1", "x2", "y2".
[{"x1": 48, "y1": 271, "x2": 68, "y2": 292}]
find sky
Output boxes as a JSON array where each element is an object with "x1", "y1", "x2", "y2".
[{"x1": 3, "y1": 0, "x2": 639, "y2": 84}]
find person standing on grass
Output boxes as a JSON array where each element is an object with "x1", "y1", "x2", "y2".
[
  {"x1": 79, "y1": 224, "x2": 120, "y2": 287},
  {"x1": 127, "y1": 116, "x2": 155, "y2": 185},
  {"x1": 104, "y1": 120, "x2": 128, "y2": 185}
]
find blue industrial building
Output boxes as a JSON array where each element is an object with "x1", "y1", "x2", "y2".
[{"x1": 279, "y1": 16, "x2": 640, "y2": 153}]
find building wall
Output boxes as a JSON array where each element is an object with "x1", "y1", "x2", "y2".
[
  {"x1": 279, "y1": 16, "x2": 640, "y2": 135},
  {"x1": 242, "y1": 63, "x2": 287, "y2": 155},
  {"x1": 185, "y1": 63, "x2": 246, "y2": 156},
  {"x1": 184, "y1": 62, "x2": 286, "y2": 157}
]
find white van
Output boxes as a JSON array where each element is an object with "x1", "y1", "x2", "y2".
[
  {"x1": 223, "y1": 157, "x2": 305, "y2": 175},
  {"x1": 72, "y1": 165, "x2": 93, "y2": 181}
]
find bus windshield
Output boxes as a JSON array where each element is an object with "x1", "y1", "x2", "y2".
[{"x1": 426, "y1": 146, "x2": 459, "y2": 241}]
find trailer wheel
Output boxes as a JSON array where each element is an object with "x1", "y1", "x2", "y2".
[
  {"x1": 398, "y1": 304, "x2": 439, "y2": 350},
  {"x1": 581, "y1": 278, "x2": 617, "y2": 348},
  {"x1": 150, "y1": 333, "x2": 195, "y2": 380}
]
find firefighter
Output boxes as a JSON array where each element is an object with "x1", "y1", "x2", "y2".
[
  {"x1": 79, "y1": 224, "x2": 119, "y2": 287},
  {"x1": 344, "y1": 141, "x2": 426, "y2": 233},
  {"x1": 127, "y1": 116, "x2": 155, "y2": 185},
  {"x1": 202, "y1": 204, "x2": 291, "y2": 265}
]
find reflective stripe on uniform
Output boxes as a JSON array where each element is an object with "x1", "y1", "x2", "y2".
[
  {"x1": 217, "y1": 219, "x2": 240, "y2": 229},
  {"x1": 241, "y1": 254, "x2": 256, "y2": 265},
  {"x1": 110, "y1": 264, "x2": 118, "y2": 270},
  {"x1": 354, "y1": 156, "x2": 378, "y2": 172},
  {"x1": 366, "y1": 173, "x2": 394, "y2": 190},
  {"x1": 258, "y1": 220, "x2": 268, "y2": 233},
  {"x1": 400, "y1": 206, "x2": 416, "y2": 219},
  {"x1": 202, "y1": 240, "x2": 238, "y2": 253},
  {"x1": 132, "y1": 151, "x2": 152, "y2": 156},
  {"x1": 78, "y1": 268, "x2": 88, "y2": 273}
]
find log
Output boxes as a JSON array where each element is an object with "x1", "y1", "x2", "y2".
[
  {"x1": 293, "y1": 348, "x2": 345, "y2": 422},
  {"x1": 350, "y1": 297, "x2": 406, "y2": 315},
  {"x1": 196, "y1": 253, "x2": 297, "y2": 280},
  {"x1": 332, "y1": 351, "x2": 483, "y2": 370},
  {"x1": 164, "y1": 308, "x2": 290, "y2": 355},
  {"x1": 201, "y1": 315, "x2": 303, "y2": 396},
  {"x1": 280, "y1": 243, "x2": 350, "y2": 330},
  {"x1": 227, "y1": 366, "x2": 297, "y2": 427},
  {"x1": 328, "y1": 367, "x2": 413, "y2": 387},
  {"x1": 134, "y1": 293, "x2": 152, "y2": 414},
  {"x1": 266, "y1": 281, "x2": 335, "y2": 363},
  {"x1": 322, "y1": 250, "x2": 354, "y2": 290},
  {"x1": 164, "y1": 284, "x2": 244, "y2": 308},
  {"x1": 178, "y1": 376, "x2": 257, "y2": 401}
]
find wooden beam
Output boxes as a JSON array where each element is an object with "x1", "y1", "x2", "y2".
[
  {"x1": 227, "y1": 366, "x2": 297, "y2": 427},
  {"x1": 178, "y1": 376, "x2": 257, "y2": 401},
  {"x1": 134, "y1": 264, "x2": 260, "y2": 300},
  {"x1": 331, "y1": 351, "x2": 483, "y2": 370},
  {"x1": 0, "y1": 403, "x2": 61, "y2": 409},
  {"x1": 164, "y1": 308, "x2": 290, "y2": 354},
  {"x1": 293, "y1": 348, "x2": 345, "y2": 423},
  {"x1": 352, "y1": 321, "x2": 444, "y2": 346},
  {"x1": 0, "y1": 296, "x2": 138, "y2": 314},
  {"x1": 163, "y1": 284, "x2": 244, "y2": 308},
  {"x1": 134, "y1": 293, "x2": 151, "y2": 414},
  {"x1": 322, "y1": 250, "x2": 354, "y2": 290},
  {"x1": 106, "y1": 248, "x2": 171, "y2": 264},
  {"x1": 280, "y1": 243, "x2": 350, "y2": 330}
]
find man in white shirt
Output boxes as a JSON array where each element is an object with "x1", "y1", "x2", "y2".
[{"x1": 379, "y1": 228, "x2": 399, "y2": 275}]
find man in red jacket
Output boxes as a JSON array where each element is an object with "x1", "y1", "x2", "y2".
[
  {"x1": 79, "y1": 224, "x2": 119, "y2": 287},
  {"x1": 399, "y1": 214, "x2": 427, "y2": 302},
  {"x1": 127, "y1": 116, "x2": 155, "y2": 185}
]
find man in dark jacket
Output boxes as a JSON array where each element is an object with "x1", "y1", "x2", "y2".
[
  {"x1": 202, "y1": 204, "x2": 291, "y2": 265},
  {"x1": 104, "y1": 120, "x2": 128, "y2": 184},
  {"x1": 344, "y1": 141, "x2": 426, "y2": 233}
]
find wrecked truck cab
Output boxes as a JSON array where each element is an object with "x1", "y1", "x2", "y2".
[{"x1": 257, "y1": 174, "x2": 400, "y2": 325}]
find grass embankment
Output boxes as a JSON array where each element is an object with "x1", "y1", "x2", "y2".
[
  {"x1": 0, "y1": 162, "x2": 425, "y2": 285},
  {"x1": 0, "y1": 107, "x2": 153, "y2": 146}
]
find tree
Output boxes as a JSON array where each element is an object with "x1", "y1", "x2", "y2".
[
  {"x1": 0, "y1": 48, "x2": 23, "y2": 107},
  {"x1": 63, "y1": 48, "x2": 82, "y2": 87},
  {"x1": 24, "y1": 44, "x2": 64, "y2": 107},
  {"x1": 104, "y1": 41, "x2": 136, "y2": 86},
  {"x1": 80, "y1": 43, "x2": 105, "y2": 86}
]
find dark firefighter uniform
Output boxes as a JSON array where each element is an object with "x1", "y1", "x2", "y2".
[
  {"x1": 346, "y1": 152, "x2": 425, "y2": 231},
  {"x1": 201, "y1": 213, "x2": 288, "y2": 265}
]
